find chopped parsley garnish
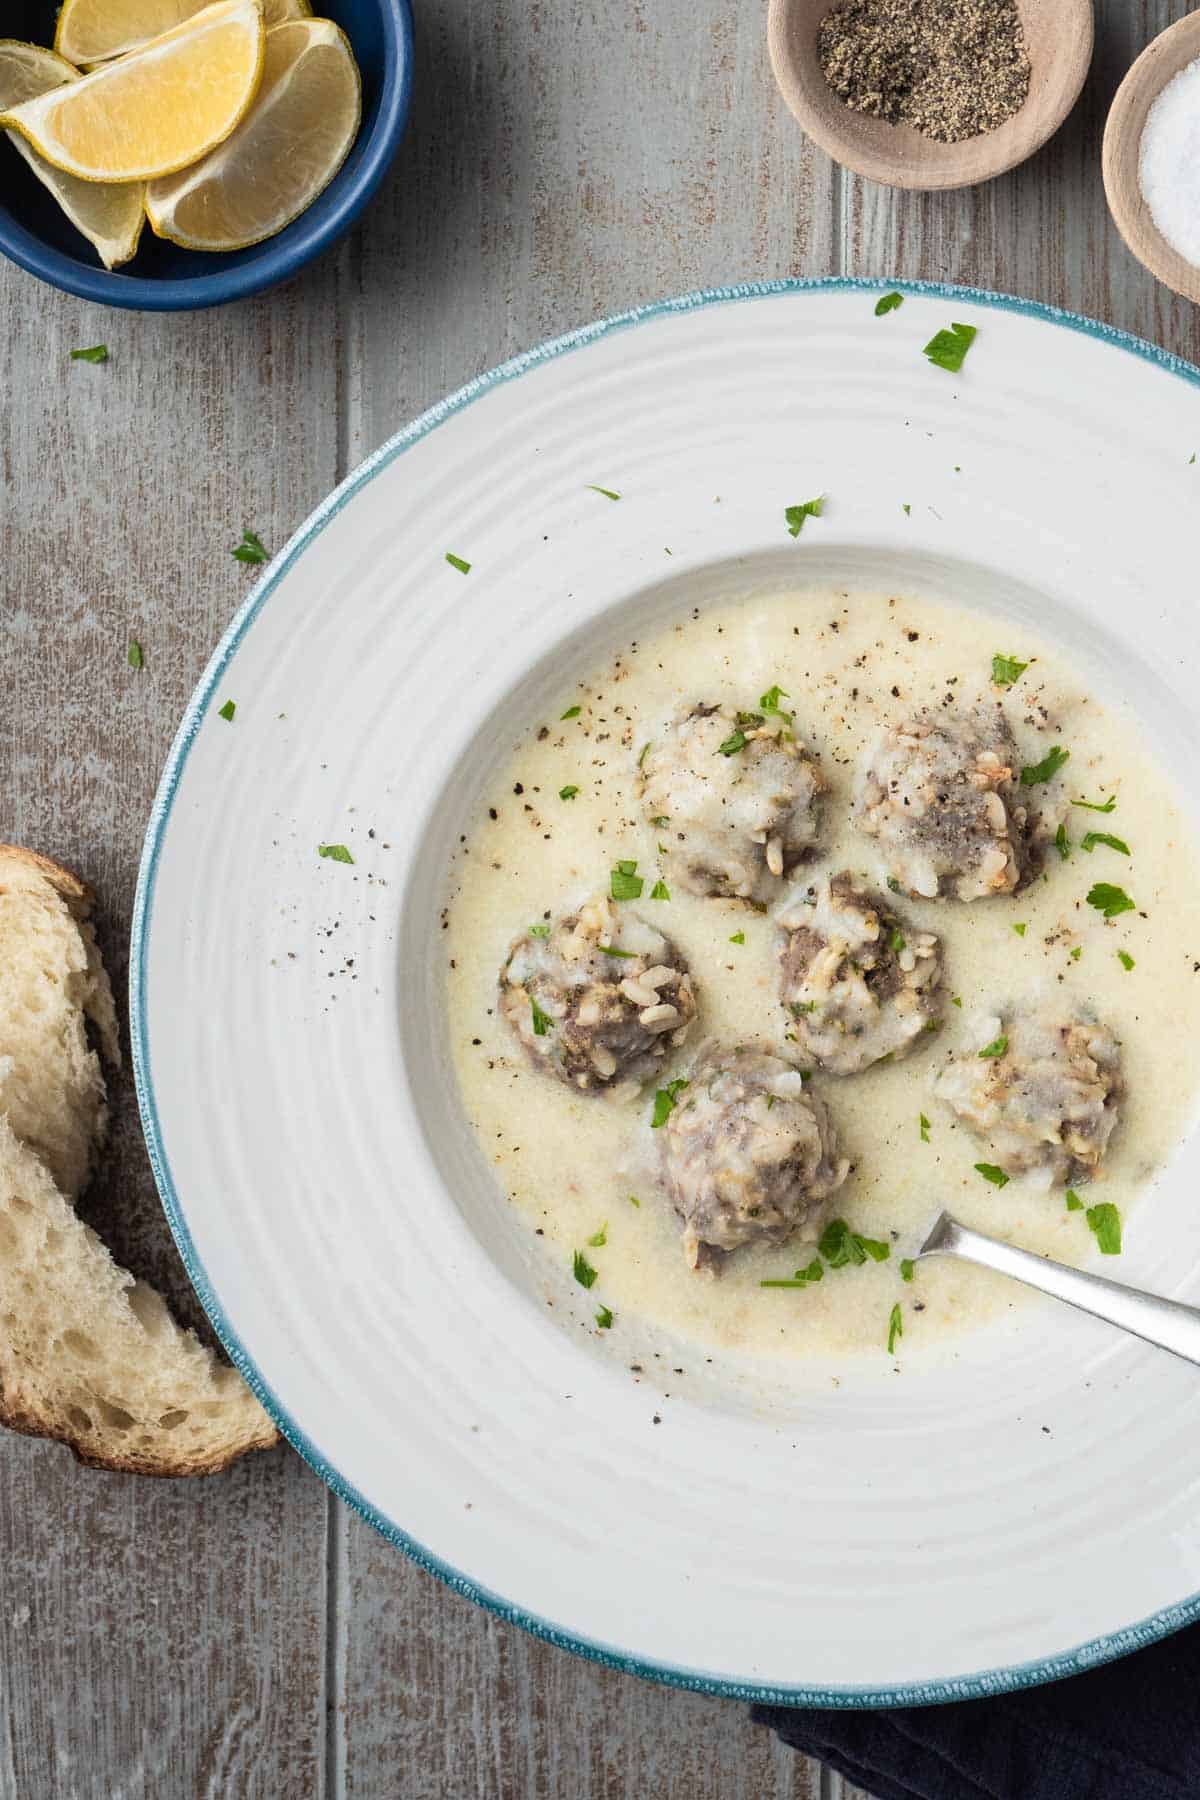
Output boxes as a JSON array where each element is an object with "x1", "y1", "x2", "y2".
[
  {"x1": 761, "y1": 1257, "x2": 824, "y2": 1289},
  {"x1": 445, "y1": 552, "x2": 471, "y2": 574},
  {"x1": 758, "y1": 684, "x2": 794, "y2": 728},
  {"x1": 217, "y1": 699, "x2": 236, "y2": 721},
  {"x1": 1012, "y1": 923, "x2": 1026, "y2": 937},
  {"x1": 886, "y1": 876, "x2": 903, "y2": 894},
  {"x1": 529, "y1": 923, "x2": 550, "y2": 938},
  {"x1": 595, "y1": 1304, "x2": 613, "y2": 1328},
  {"x1": 875, "y1": 291, "x2": 903, "y2": 315},
  {"x1": 587, "y1": 485, "x2": 620, "y2": 501},
  {"x1": 650, "y1": 879, "x2": 670, "y2": 900},
  {"x1": 919, "y1": 1113, "x2": 930, "y2": 1143},
  {"x1": 318, "y1": 843, "x2": 353, "y2": 864},
  {"x1": 572, "y1": 1251, "x2": 598, "y2": 1289},
  {"x1": 598, "y1": 943, "x2": 637, "y2": 959},
  {"x1": 560, "y1": 704, "x2": 582, "y2": 719},
  {"x1": 900, "y1": 1258, "x2": 915, "y2": 1282},
  {"x1": 71, "y1": 343, "x2": 108, "y2": 363},
  {"x1": 628, "y1": 1194, "x2": 640, "y2": 1207},
  {"x1": 785, "y1": 496, "x2": 824, "y2": 537},
  {"x1": 651, "y1": 1078, "x2": 688, "y2": 1128},
  {"x1": 651, "y1": 815, "x2": 670, "y2": 827},
  {"x1": 1066, "y1": 1189, "x2": 1083, "y2": 1211},
  {"x1": 790, "y1": 1000, "x2": 817, "y2": 1015},
  {"x1": 975, "y1": 1162, "x2": 1009, "y2": 1187},
  {"x1": 232, "y1": 529, "x2": 268, "y2": 564},
  {"x1": 1073, "y1": 794, "x2": 1116, "y2": 813},
  {"x1": 1081, "y1": 831, "x2": 1130, "y2": 856},
  {"x1": 529, "y1": 994, "x2": 553, "y2": 1036},
  {"x1": 819, "y1": 1218, "x2": 890, "y2": 1267},
  {"x1": 1087, "y1": 882, "x2": 1135, "y2": 920},
  {"x1": 1118, "y1": 949, "x2": 1135, "y2": 970},
  {"x1": 587, "y1": 1222, "x2": 608, "y2": 1247},
  {"x1": 1086, "y1": 1202, "x2": 1122, "y2": 1256},
  {"x1": 1020, "y1": 745, "x2": 1070, "y2": 786},
  {"x1": 559, "y1": 784, "x2": 579, "y2": 800},
  {"x1": 127, "y1": 638, "x2": 144, "y2": 670},
  {"x1": 991, "y1": 654, "x2": 1028, "y2": 686},
  {"x1": 1055, "y1": 823, "x2": 1070, "y2": 860},
  {"x1": 923, "y1": 322, "x2": 977, "y2": 373},
  {"x1": 887, "y1": 1303, "x2": 903, "y2": 1354},
  {"x1": 610, "y1": 859, "x2": 644, "y2": 901},
  {"x1": 637, "y1": 742, "x2": 651, "y2": 768},
  {"x1": 951, "y1": 994, "x2": 962, "y2": 1007},
  {"x1": 928, "y1": 324, "x2": 978, "y2": 372},
  {"x1": 889, "y1": 927, "x2": 906, "y2": 953},
  {"x1": 978, "y1": 1036, "x2": 1008, "y2": 1059},
  {"x1": 717, "y1": 725, "x2": 750, "y2": 756},
  {"x1": 729, "y1": 930, "x2": 745, "y2": 944},
  {"x1": 901, "y1": 502, "x2": 912, "y2": 516}
]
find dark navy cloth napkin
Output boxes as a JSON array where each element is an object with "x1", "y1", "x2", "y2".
[{"x1": 753, "y1": 1623, "x2": 1200, "y2": 1800}]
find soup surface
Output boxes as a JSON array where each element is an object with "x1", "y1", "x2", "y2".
[{"x1": 442, "y1": 589, "x2": 1200, "y2": 1360}]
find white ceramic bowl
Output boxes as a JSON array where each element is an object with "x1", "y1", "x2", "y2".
[{"x1": 133, "y1": 281, "x2": 1200, "y2": 1706}]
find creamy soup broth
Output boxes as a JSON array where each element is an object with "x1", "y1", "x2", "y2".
[{"x1": 442, "y1": 589, "x2": 1200, "y2": 1359}]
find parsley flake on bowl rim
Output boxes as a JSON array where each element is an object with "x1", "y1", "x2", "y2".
[
  {"x1": 784, "y1": 496, "x2": 824, "y2": 537},
  {"x1": 923, "y1": 322, "x2": 976, "y2": 374}
]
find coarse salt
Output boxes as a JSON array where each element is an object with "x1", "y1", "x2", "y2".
[{"x1": 1140, "y1": 56, "x2": 1200, "y2": 268}]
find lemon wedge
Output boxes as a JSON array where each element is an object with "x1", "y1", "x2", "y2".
[
  {"x1": 55, "y1": 0, "x2": 308, "y2": 67},
  {"x1": 0, "y1": 41, "x2": 144, "y2": 268},
  {"x1": 0, "y1": 0, "x2": 265, "y2": 185},
  {"x1": 146, "y1": 18, "x2": 360, "y2": 252}
]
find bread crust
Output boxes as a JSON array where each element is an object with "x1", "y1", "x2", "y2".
[
  {"x1": 0, "y1": 1391, "x2": 276, "y2": 1477},
  {"x1": 0, "y1": 842, "x2": 94, "y2": 907}
]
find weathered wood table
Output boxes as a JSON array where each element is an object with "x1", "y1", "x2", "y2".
[{"x1": 2, "y1": 3, "x2": 1196, "y2": 1794}]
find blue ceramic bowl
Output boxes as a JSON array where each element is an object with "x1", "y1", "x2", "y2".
[{"x1": 0, "y1": 0, "x2": 413, "y2": 310}]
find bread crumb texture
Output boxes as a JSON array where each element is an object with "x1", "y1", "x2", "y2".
[{"x1": 0, "y1": 845, "x2": 277, "y2": 1476}]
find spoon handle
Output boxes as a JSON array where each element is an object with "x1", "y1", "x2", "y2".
[{"x1": 918, "y1": 1211, "x2": 1200, "y2": 1367}]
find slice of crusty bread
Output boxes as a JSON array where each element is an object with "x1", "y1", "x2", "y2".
[
  {"x1": 0, "y1": 846, "x2": 119, "y2": 1201},
  {"x1": 0, "y1": 846, "x2": 278, "y2": 1476}
]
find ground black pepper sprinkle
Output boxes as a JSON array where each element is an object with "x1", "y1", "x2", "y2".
[{"x1": 818, "y1": 0, "x2": 1031, "y2": 144}]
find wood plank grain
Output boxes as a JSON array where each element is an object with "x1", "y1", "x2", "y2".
[
  {"x1": 0, "y1": 257, "x2": 346, "y2": 1799},
  {"x1": 335, "y1": 1528, "x2": 820, "y2": 1800}
]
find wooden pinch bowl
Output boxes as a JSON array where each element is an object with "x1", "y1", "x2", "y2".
[
  {"x1": 768, "y1": 0, "x2": 1094, "y2": 191},
  {"x1": 1103, "y1": 12, "x2": 1200, "y2": 305}
]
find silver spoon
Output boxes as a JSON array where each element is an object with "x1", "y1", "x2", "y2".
[{"x1": 918, "y1": 1210, "x2": 1200, "y2": 1367}]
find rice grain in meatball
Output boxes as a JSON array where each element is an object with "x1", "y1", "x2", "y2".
[
  {"x1": 777, "y1": 872, "x2": 943, "y2": 1075},
  {"x1": 661, "y1": 1042, "x2": 848, "y2": 1270},
  {"x1": 499, "y1": 897, "x2": 697, "y2": 1095},
  {"x1": 933, "y1": 1004, "x2": 1123, "y2": 1187},
  {"x1": 639, "y1": 700, "x2": 824, "y2": 901},
  {"x1": 853, "y1": 705, "x2": 1035, "y2": 901}
]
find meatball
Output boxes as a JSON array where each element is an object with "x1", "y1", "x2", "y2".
[
  {"x1": 933, "y1": 1005, "x2": 1123, "y2": 1186},
  {"x1": 661, "y1": 1042, "x2": 849, "y2": 1270},
  {"x1": 853, "y1": 705, "x2": 1034, "y2": 901},
  {"x1": 639, "y1": 701, "x2": 823, "y2": 900},
  {"x1": 777, "y1": 872, "x2": 943, "y2": 1075},
  {"x1": 499, "y1": 896, "x2": 697, "y2": 1095}
]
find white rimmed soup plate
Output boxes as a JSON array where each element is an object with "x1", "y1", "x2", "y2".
[{"x1": 134, "y1": 280, "x2": 1200, "y2": 1706}]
